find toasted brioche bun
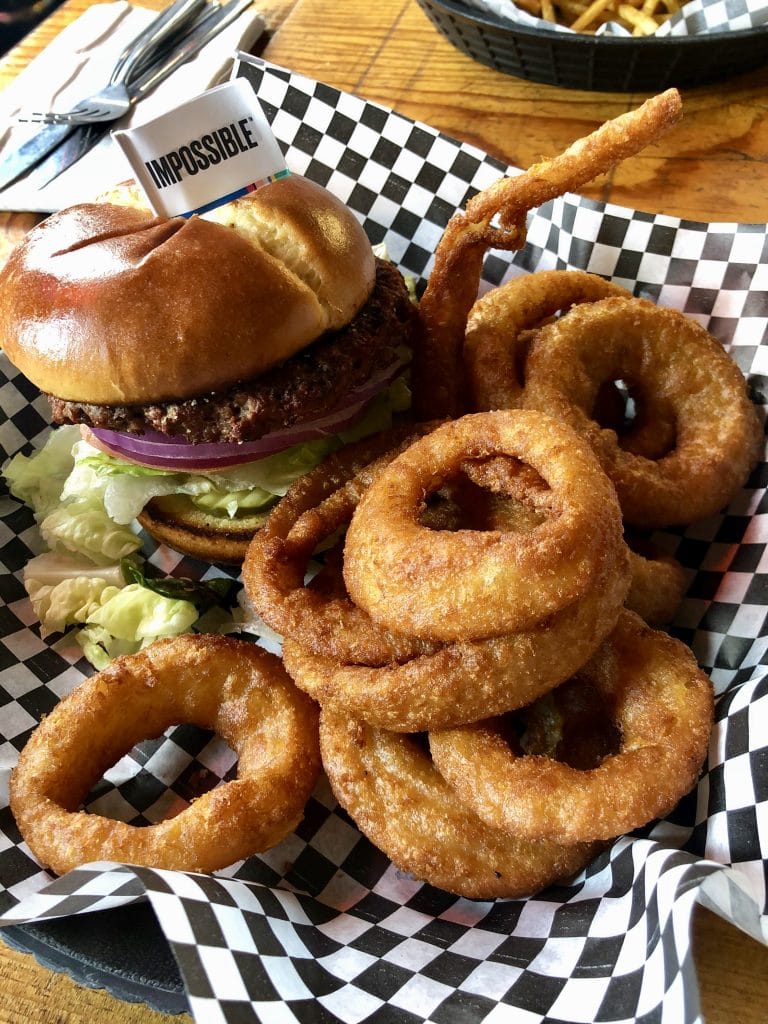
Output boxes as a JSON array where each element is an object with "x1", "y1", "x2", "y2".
[
  {"x1": 0, "y1": 175, "x2": 376, "y2": 406},
  {"x1": 137, "y1": 495, "x2": 266, "y2": 565}
]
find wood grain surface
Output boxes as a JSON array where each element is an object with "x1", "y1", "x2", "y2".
[
  {"x1": 1, "y1": 1, "x2": 768, "y2": 1022},
  {"x1": 267, "y1": 0, "x2": 768, "y2": 223}
]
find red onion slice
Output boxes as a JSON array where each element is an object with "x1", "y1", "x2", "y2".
[{"x1": 90, "y1": 356, "x2": 406, "y2": 472}]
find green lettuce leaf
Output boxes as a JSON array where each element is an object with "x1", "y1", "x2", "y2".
[
  {"x1": 3, "y1": 425, "x2": 81, "y2": 520},
  {"x1": 74, "y1": 625, "x2": 144, "y2": 672},
  {"x1": 120, "y1": 558, "x2": 241, "y2": 613},
  {"x1": 40, "y1": 497, "x2": 142, "y2": 565},
  {"x1": 85, "y1": 582, "x2": 198, "y2": 641},
  {"x1": 73, "y1": 583, "x2": 205, "y2": 669},
  {"x1": 22, "y1": 553, "x2": 240, "y2": 668},
  {"x1": 23, "y1": 551, "x2": 127, "y2": 637}
]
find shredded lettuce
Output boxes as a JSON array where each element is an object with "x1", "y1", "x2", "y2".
[
  {"x1": 29, "y1": 580, "x2": 122, "y2": 638},
  {"x1": 40, "y1": 497, "x2": 142, "y2": 565},
  {"x1": 3, "y1": 425, "x2": 81, "y2": 520},
  {"x1": 85, "y1": 583, "x2": 199, "y2": 642},
  {"x1": 120, "y1": 559, "x2": 241, "y2": 613},
  {"x1": 73, "y1": 582, "x2": 200, "y2": 670},
  {"x1": 21, "y1": 551, "x2": 128, "y2": 587},
  {"x1": 74, "y1": 625, "x2": 145, "y2": 672},
  {"x1": 72, "y1": 574, "x2": 238, "y2": 667},
  {"x1": 3, "y1": 428, "x2": 141, "y2": 565},
  {"x1": 66, "y1": 436, "x2": 337, "y2": 525},
  {"x1": 21, "y1": 554, "x2": 240, "y2": 669},
  {"x1": 21, "y1": 552, "x2": 124, "y2": 639},
  {"x1": 23, "y1": 556, "x2": 124, "y2": 639}
]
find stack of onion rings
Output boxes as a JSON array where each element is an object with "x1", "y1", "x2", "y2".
[
  {"x1": 241, "y1": 401, "x2": 717, "y2": 898},
  {"x1": 319, "y1": 707, "x2": 603, "y2": 900},
  {"x1": 343, "y1": 410, "x2": 627, "y2": 641},
  {"x1": 428, "y1": 609, "x2": 714, "y2": 844},
  {"x1": 282, "y1": 552, "x2": 630, "y2": 731},
  {"x1": 245, "y1": 408, "x2": 632, "y2": 732},
  {"x1": 316, "y1": 608, "x2": 711, "y2": 897},
  {"x1": 10, "y1": 634, "x2": 321, "y2": 875},
  {"x1": 519, "y1": 296, "x2": 762, "y2": 528},
  {"x1": 464, "y1": 269, "x2": 631, "y2": 411}
]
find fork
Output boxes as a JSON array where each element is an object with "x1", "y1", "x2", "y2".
[{"x1": 19, "y1": 0, "x2": 211, "y2": 125}]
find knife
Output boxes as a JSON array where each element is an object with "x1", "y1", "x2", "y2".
[
  {"x1": 0, "y1": 123, "x2": 72, "y2": 192},
  {"x1": 0, "y1": 0, "x2": 255, "y2": 192},
  {"x1": 14, "y1": 122, "x2": 112, "y2": 193}
]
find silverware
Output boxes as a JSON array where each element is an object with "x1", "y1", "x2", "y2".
[
  {"x1": 0, "y1": 123, "x2": 72, "y2": 192},
  {"x1": 0, "y1": 0, "x2": 254, "y2": 192},
  {"x1": 18, "y1": 0, "x2": 209, "y2": 125}
]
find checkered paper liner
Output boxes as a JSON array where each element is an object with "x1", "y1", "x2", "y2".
[
  {"x1": 461, "y1": 0, "x2": 768, "y2": 36},
  {"x1": 657, "y1": 0, "x2": 768, "y2": 35},
  {"x1": 1, "y1": 56, "x2": 767, "y2": 1024}
]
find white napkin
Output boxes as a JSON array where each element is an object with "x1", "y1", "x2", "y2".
[{"x1": 0, "y1": 1, "x2": 266, "y2": 213}]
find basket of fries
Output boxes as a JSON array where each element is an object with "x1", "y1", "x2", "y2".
[{"x1": 415, "y1": 0, "x2": 768, "y2": 91}]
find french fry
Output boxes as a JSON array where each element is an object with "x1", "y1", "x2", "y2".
[
  {"x1": 569, "y1": 0, "x2": 614, "y2": 31},
  {"x1": 515, "y1": 0, "x2": 545, "y2": 15},
  {"x1": 511, "y1": 0, "x2": 668, "y2": 34},
  {"x1": 541, "y1": 0, "x2": 558, "y2": 21},
  {"x1": 618, "y1": 3, "x2": 662, "y2": 33}
]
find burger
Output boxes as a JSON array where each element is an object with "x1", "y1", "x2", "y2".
[{"x1": 0, "y1": 175, "x2": 416, "y2": 563}]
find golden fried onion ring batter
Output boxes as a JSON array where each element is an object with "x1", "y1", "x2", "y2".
[
  {"x1": 10, "y1": 634, "x2": 321, "y2": 875},
  {"x1": 343, "y1": 410, "x2": 627, "y2": 641},
  {"x1": 429, "y1": 610, "x2": 714, "y2": 845},
  {"x1": 320, "y1": 707, "x2": 602, "y2": 899},
  {"x1": 522, "y1": 296, "x2": 762, "y2": 527}
]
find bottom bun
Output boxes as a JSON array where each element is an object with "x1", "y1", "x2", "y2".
[{"x1": 138, "y1": 496, "x2": 269, "y2": 565}]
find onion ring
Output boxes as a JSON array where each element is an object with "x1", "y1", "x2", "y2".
[
  {"x1": 457, "y1": 458, "x2": 686, "y2": 624},
  {"x1": 9, "y1": 634, "x2": 321, "y2": 875},
  {"x1": 343, "y1": 410, "x2": 626, "y2": 641},
  {"x1": 522, "y1": 296, "x2": 763, "y2": 527},
  {"x1": 428, "y1": 609, "x2": 714, "y2": 845},
  {"x1": 242, "y1": 424, "x2": 446, "y2": 666},
  {"x1": 625, "y1": 540, "x2": 687, "y2": 625},
  {"x1": 319, "y1": 707, "x2": 602, "y2": 899},
  {"x1": 412, "y1": 89, "x2": 683, "y2": 420},
  {"x1": 464, "y1": 269, "x2": 630, "y2": 411},
  {"x1": 591, "y1": 380, "x2": 677, "y2": 462},
  {"x1": 282, "y1": 543, "x2": 629, "y2": 730}
]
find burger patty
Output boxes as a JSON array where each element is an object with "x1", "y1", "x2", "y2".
[{"x1": 48, "y1": 259, "x2": 416, "y2": 444}]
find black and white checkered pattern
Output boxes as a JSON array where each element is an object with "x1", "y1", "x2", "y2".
[
  {"x1": 658, "y1": 0, "x2": 768, "y2": 36},
  {"x1": 461, "y1": 0, "x2": 768, "y2": 36},
  {"x1": 1, "y1": 57, "x2": 767, "y2": 1024}
]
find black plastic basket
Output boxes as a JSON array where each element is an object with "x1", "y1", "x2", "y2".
[{"x1": 415, "y1": 0, "x2": 768, "y2": 91}]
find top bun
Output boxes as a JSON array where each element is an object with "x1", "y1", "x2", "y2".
[{"x1": 0, "y1": 175, "x2": 376, "y2": 406}]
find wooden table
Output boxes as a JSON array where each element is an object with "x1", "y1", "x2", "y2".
[{"x1": 1, "y1": 1, "x2": 768, "y2": 1022}]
